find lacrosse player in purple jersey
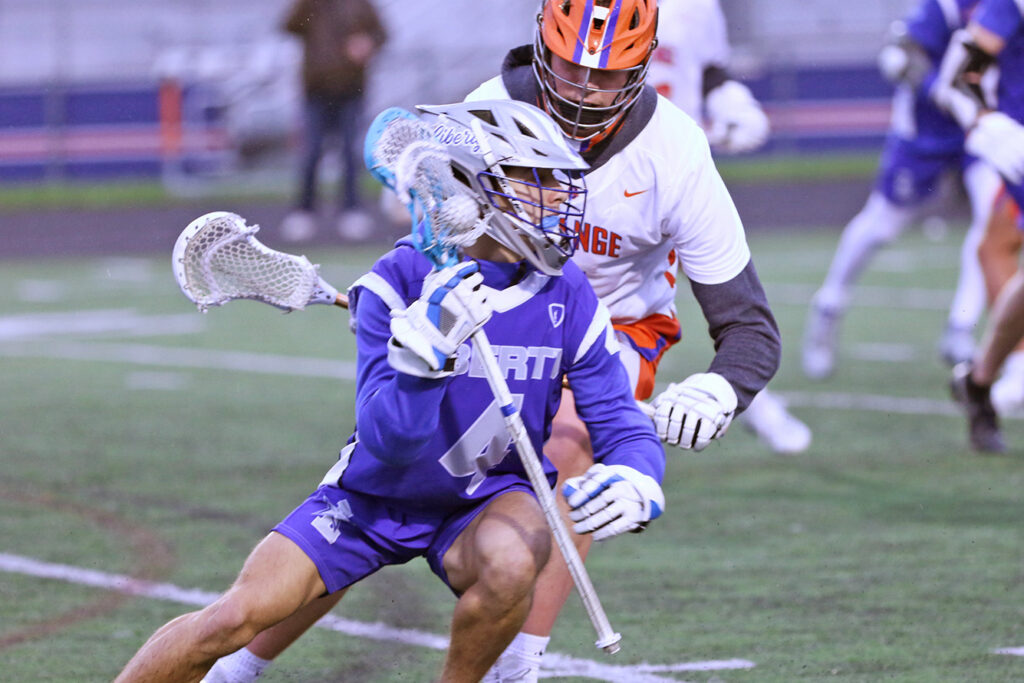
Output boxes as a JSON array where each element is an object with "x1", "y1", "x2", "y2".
[
  {"x1": 115, "y1": 99, "x2": 666, "y2": 683},
  {"x1": 802, "y1": 0, "x2": 1004, "y2": 380},
  {"x1": 932, "y1": 0, "x2": 1024, "y2": 451},
  {"x1": 210, "y1": 1, "x2": 782, "y2": 680}
]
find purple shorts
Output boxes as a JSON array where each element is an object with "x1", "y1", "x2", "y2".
[
  {"x1": 273, "y1": 483, "x2": 534, "y2": 594},
  {"x1": 874, "y1": 136, "x2": 970, "y2": 207}
]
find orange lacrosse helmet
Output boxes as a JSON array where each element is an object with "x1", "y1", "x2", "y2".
[{"x1": 533, "y1": 0, "x2": 658, "y2": 142}]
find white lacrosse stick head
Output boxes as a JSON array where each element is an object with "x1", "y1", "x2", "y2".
[{"x1": 172, "y1": 211, "x2": 326, "y2": 312}]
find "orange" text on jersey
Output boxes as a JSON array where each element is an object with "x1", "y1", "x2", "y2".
[{"x1": 572, "y1": 221, "x2": 622, "y2": 257}]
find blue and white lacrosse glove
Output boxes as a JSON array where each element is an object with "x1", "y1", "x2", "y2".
[
  {"x1": 704, "y1": 81, "x2": 770, "y2": 154},
  {"x1": 388, "y1": 261, "x2": 492, "y2": 379},
  {"x1": 651, "y1": 372, "x2": 738, "y2": 451},
  {"x1": 563, "y1": 463, "x2": 664, "y2": 541},
  {"x1": 965, "y1": 112, "x2": 1024, "y2": 185}
]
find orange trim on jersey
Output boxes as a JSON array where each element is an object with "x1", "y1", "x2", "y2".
[{"x1": 613, "y1": 313, "x2": 682, "y2": 400}]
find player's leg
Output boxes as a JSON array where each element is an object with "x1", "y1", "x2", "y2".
[
  {"x1": 201, "y1": 592, "x2": 344, "y2": 682},
  {"x1": 975, "y1": 272, "x2": 1024, "y2": 385},
  {"x1": 952, "y1": 271, "x2": 1024, "y2": 452},
  {"x1": 978, "y1": 189, "x2": 1022, "y2": 303},
  {"x1": 479, "y1": 390, "x2": 593, "y2": 682},
  {"x1": 974, "y1": 192, "x2": 1024, "y2": 414},
  {"x1": 336, "y1": 95, "x2": 361, "y2": 212},
  {"x1": 115, "y1": 532, "x2": 327, "y2": 683},
  {"x1": 941, "y1": 160, "x2": 1004, "y2": 365},
  {"x1": 738, "y1": 389, "x2": 812, "y2": 454},
  {"x1": 483, "y1": 329, "x2": 667, "y2": 681},
  {"x1": 281, "y1": 93, "x2": 330, "y2": 242},
  {"x1": 336, "y1": 95, "x2": 374, "y2": 240},
  {"x1": 441, "y1": 490, "x2": 552, "y2": 683},
  {"x1": 523, "y1": 388, "x2": 594, "y2": 631},
  {"x1": 952, "y1": 187, "x2": 1024, "y2": 452},
  {"x1": 803, "y1": 190, "x2": 917, "y2": 379}
]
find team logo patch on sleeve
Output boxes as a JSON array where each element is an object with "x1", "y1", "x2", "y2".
[{"x1": 548, "y1": 303, "x2": 566, "y2": 328}]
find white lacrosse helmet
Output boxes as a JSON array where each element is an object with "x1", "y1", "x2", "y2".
[{"x1": 416, "y1": 99, "x2": 588, "y2": 277}]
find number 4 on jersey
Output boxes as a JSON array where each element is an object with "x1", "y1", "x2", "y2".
[{"x1": 439, "y1": 395, "x2": 523, "y2": 494}]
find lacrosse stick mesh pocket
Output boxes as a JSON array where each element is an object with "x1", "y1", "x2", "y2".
[
  {"x1": 176, "y1": 212, "x2": 319, "y2": 311},
  {"x1": 368, "y1": 112, "x2": 485, "y2": 263}
]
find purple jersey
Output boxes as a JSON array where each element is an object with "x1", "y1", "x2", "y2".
[
  {"x1": 893, "y1": 0, "x2": 979, "y2": 154},
  {"x1": 331, "y1": 242, "x2": 664, "y2": 516},
  {"x1": 973, "y1": 0, "x2": 1024, "y2": 122}
]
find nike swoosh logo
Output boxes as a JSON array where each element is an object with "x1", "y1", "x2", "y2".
[{"x1": 624, "y1": 189, "x2": 649, "y2": 197}]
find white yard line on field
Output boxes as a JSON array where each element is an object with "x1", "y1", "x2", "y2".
[
  {"x1": 0, "y1": 552, "x2": 754, "y2": 682},
  {"x1": 780, "y1": 390, "x2": 962, "y2": 417},
  {"x1": 0, "y1": 339, "x2": 996, "y2": 418},
  {"x1": 766, "y1": 283, "x2": 956, "y2": 310},
  {"x1": 0, "y1": 340, "x2": 358, "y2": 380},
  {"x1": 0, "y1": 308, "x2": 203, "y2": 341}
]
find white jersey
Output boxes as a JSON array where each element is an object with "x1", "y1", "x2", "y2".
[
  {"x1": 648, "y1": 0, "x2": 731, "y2": 120},
  {"x1": 466, "y1": 79, "x2": 750, "y2": 324}
]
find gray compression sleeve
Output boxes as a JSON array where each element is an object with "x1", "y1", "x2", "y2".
[{"x1": 688, "y1": 259, "x2": 781, "y2": 413}]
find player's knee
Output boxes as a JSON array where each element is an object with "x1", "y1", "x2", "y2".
[
  {"x1": 478, "y1": 511, "x2": 551, "y2": 605},
  {"x1": 193, "y1": 596, "x2": 266, "y2": 654},
  {"x1": 482, "y1": 546, "x2": 550, "y2": 609}
]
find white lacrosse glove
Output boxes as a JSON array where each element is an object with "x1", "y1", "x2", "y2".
[
  {"x1": 966, "y1": 112, "x2": 1024, "y2": 185},
  {"x1": 704, "y1": 81, "x2": 770, "y2": 154},
  {"x1": 651, "y1": 372, "x2": 738, "y2": 451},
  {"x1": 563, "y1": 463, "x2": 664, "y2": 541},
  {"x1": 388, "y1": 261, "x2": 492, "y2": 379}
]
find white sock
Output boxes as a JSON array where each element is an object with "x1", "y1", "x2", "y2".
[
  {"x1": 201, "y1": 647, "x2": 272, "y2": 683},
  {"x1": 485, "y1": 632, "x2": 550, "y2": 682}
]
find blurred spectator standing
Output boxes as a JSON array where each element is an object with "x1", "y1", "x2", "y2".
[{"x1": 279, "y1": 0, "x2": 387, "y2": 242}]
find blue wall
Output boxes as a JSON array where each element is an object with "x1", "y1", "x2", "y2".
[{"x1": 0, "y1": 64, "x2": 894, "y2": 182}]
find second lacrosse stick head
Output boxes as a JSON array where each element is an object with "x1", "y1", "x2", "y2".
[{"x1": 364, "y1": 107, "x2": 484, "y2": 270}]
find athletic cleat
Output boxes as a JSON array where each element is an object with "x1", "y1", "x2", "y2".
[
  {"x1": 950, "y1": 362, "x2": 1007, "y2": 453},
  {"x1": 740, "y1": 390, "x2": 812, "y2": 454},
  {"x1": 802, "y1": 303, "x2": 841, "y2": 380},
  {"x1": 938, "y1": 325, "x2": 976, "y2": 367}
]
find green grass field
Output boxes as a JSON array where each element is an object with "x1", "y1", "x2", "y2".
[{"x1": 1, "y1": 224, "x2": 1022, "y2": 682}]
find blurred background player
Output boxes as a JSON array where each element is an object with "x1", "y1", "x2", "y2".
[
  {"x1": 934, "y1": 0, "x2": 1024, "y2": 451},
  {"x1": 278, "y1": 0, "x2": 387, "y2": 243},
  {"x1": 801, "y1": 0, "x2": 1003, "y2": 381},
  {"x1": 648, "y1": 0, "x2": 811, "y2": 455},
  {"x1": 119, "y1": 98, "x2": 667, "y2": 683},
  {"x1": 203, "y1": 1, "x2": 782, "y2": 681}
]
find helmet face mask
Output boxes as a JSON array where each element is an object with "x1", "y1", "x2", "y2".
[
  {"x1": 417, "y1": 100, "x2": 589, "y2": 276},
  {"x1": 533, "y1": 0, "x2": 658, "y2": 142},
  {"x1": 480, "y1": 164, "x2": 585, "y2": 273}
]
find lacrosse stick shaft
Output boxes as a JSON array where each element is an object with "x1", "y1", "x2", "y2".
[{"x1": 471, "y1": 329, "x2": 622, "y2": 654}]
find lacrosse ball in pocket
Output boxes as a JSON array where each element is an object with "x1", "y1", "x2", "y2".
[{"x1": 439, "y1": 194, "x2": 479, "y2": 232}]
